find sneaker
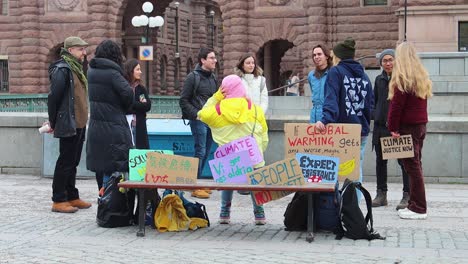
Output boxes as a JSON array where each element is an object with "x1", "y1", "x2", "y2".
[
  {"x1": 254, "y1": 217, "x2": 266, "y2": 225},
  {"x1": 398, "y1": 208, "x2": 427, "y2": 220},
  {"x1": 191, "y1": 189, "x2": 210, "y2": 199},
  {"x1": 237, "y1": 190, "x2": 251, "y2": 195},
  {"x1": 51, "y1": 202, "x2": 78, "y2": 213},
  {"x1": 68, "y1": 199, "x2": 92, "y2": 209},
  {"x1": 202, "y1": 188, "x2": 212, "y2": 194},
  {"x1": 219, "y1": 212, "x2": 230, "y2": 224}
]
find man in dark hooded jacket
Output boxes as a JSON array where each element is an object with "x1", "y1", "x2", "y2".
[{"x1": 179, "y1": 47, "x2": 218, "y2": 199}]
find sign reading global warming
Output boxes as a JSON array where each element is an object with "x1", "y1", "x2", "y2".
[
  {"x1": 246, "y1": 158, "x2": 304, "y2": 205},
  {"x1": 129, "y1": 149, "x2": 174, "y2": 181},
  {"x1": 296, "y1": 153, "x2": 339, "y2": 183},
  {"x1": 214, "y1": 135, "x2": 263, "y2": 166},
  {"x1": 209, "y1": 150, "x2": 253, "y2": 184},
  {"x1": 380, "y1": 135, "x2": 415, "y2": 160},
  {"x1": 284, "y1": 123, "x2": 361, "y2": 181},
  {"x1": 146, "y1": 152, "x2": 198, "y2": 184}
]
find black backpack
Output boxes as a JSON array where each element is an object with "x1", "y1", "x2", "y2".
[
  {"x1": 335, "y1": 179, "x2": 385, "y2": 240},
  {"x1": 97, "y1": 174, "x2": 134, "y2": 228},
  {"x1": 283, "y1": 192, "x2": 308, "y2": 231}
]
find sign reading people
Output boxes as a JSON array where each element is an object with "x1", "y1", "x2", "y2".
[
  {"x1": 380, "y1": 135, "x2": 415, "y2": 160},
  {"x1": 296, "y1": 153, "x2": 339, "y2": 183},
  {"x1": 284, "y1": 123, "x2": 361, "y2": 181},
  {"x1": 246, "y1": 158, "x2": 304, "y2": 205},
  {"x1": 129, "y1": 149, "x2": 174, "y2": 181},
  {"x1": 209, "y1": 150, "x2": 253, "y2": 184},
  {"x1": 146, "y1": 152, "x2": 198, "y2": 184},
  {"x1": 214, "y1": 135, "x2": 264, "y2": 165}
]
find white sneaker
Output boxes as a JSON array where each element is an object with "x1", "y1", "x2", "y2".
[{"x1": 398, "y1": 208, "x2": 427, "y2": 220}]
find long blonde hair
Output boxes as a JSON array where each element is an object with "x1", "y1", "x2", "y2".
[{"x1": 388, "y1": 42, "x2": 433, "y2": 100}]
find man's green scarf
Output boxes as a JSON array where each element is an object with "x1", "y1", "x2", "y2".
[{"x1": 61, "y1": 48, "x2": 87, "y2": 90}]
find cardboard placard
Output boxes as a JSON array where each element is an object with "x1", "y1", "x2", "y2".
[
  {"x1": 296, "y1": 153, "x2": 339, "y2": 183},
  {"x1": 214, "y1": 135, "x2": 264, "y2": 165},
  {"x1": 129, "y1": 149, "x2": 174, "y2": 181},
  {"x1": 284, "y1": 123, "x2": 361, "y2": 181},
  {"x1": 246, "y1": 158, "x2": 304, "y2": 205},
  {"x1": 146, "y1": 152, "x2": 198, "y2": 184},
  {"x1": 209, "y1": 150, "x2": 254, "y2": 184},
  {"x1": 380, "y1": 135, "x2": 415, "y2": 160}
]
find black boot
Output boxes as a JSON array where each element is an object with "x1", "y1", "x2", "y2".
[
  {"x1": 396, "y1": 192, "x2": 409, "y2": 210},
  {"x1": 372, "y1": 189, "x2": 388, "y2": 207}
]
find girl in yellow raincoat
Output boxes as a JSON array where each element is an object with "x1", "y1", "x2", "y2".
[{"x1": 197, "y1": 75, "x2": 269, "y2": 225}]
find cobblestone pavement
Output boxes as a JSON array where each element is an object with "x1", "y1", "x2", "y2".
[{"x1": 1, "y1": 174, "x2": 467, "y2": 264}]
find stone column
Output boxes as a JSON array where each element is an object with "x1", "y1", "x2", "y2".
[{"x1": 263, "y1": 42, "x2": 273, "y2": 92}]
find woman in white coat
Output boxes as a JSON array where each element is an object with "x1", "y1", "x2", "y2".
[{"x1": 234, "y1": 54, "x2": 268, "y2": 113}]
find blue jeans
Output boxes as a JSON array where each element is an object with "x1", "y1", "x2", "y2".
[
  {"x1": 356, "y1": 136, "x2": 368, "y2": 200},
  {"x1": 220, "y1": 190, "x2": 265, "y2": 219},
  {"x1": 189, "y1": 120, "x2": 214, "y2": 178}
]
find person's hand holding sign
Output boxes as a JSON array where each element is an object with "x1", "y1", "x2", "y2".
[
  {"x1": 391, "y1": 131, "x2": 400, "y2": 138},
  {"x1": 315, "y1": 121, "x2": 326, "y2": 132}
]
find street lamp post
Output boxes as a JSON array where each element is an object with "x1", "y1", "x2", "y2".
[
  {"x1": 131, "y1": 2, "x2": 164, "y2": 89},
  {"x1": 209, "y1": 10, "x2": 215, "y2": 48},
  {"x1": 174, "y1": 2, "x2": 180, "y2": 58}
]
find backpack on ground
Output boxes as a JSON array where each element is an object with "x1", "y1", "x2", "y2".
[
  {"x1": 335, "y1": 178, "x2": 385, "y2": 240},
  {"x1": 133, "y1": 189, "x2": 161, "y2": 228},
  {"x1": 163, "y1": 190, "x2": 210, "y2": 226},
  {"x1": 97, "y1": 174, "x2": 134, "y2": 228},
  {"x1": 283, "y1": 191, "x2": 308, "y2": 231}
]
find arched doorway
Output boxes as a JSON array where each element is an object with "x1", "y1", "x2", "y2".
[{"x1": 256, "y1": 39, "x2": 294, "y2": 96}]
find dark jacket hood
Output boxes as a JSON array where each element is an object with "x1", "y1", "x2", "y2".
[
  {"x1": 339, "y1": 59, "x2": 365, "y2": 76},
  {"x1": 89, "y1": 57, "x2": 123, "y2": 75},
  {"x1": 194, "y1": 63, "x2": 213, "y2": 78}
]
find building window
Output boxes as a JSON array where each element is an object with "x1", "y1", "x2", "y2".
[
  {"x1": 363, "y1": 0, "x2": 387, "y2": 6},
  {"x1": 187, "y1": 19, "x2": 192, "y2": 43},
  {"x1": 160, "y1": 56, "x2": 167, "y2": 91},
  {"x1": 459, "y1": 22, "x2": 468, "y2": 52},
  {"x1": 0, "y1": 57, "x2": 9, "y2": 92},
  {"x1": 0, "y1": 0, "x2": 8, "y2": 15}
]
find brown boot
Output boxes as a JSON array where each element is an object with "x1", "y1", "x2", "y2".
[
  {"x1": 52, "y1": 202, "x2": 78, "y2": 213},
  {"x1": 372, "y1": 189, "x2": 388, "y2": 207},
  {"x1": 396, "y1": 192, "x2": 409, "y2": 210},
  {"x1": 69, "y1": 199, "x2": 92, "y2": 209}
]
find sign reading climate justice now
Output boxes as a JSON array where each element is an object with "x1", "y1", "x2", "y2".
[
  {"x1": 296, "y1": 153, "x2": 339, "y2": 183},
  {"x1": 380, "y1": 135, "x2": 415, "y2": 160},
  {"x1": 146, "y1": 152, "x2": 198, "y2": 184},
  {"x1": 214, "y1": 135, "x2": 263, "y2": 166},
  {"x1": 129, "y1": 149, "x2": 174, "y2": 181},
  {"x1": 284, "y1": 123, "x2": 361, "y2": 181},
  {"x1": 246, "y1": 158, "x2": 304, "y2": 205},
  {"x1": 209, "y1": 150, "x2": 253, "y2": 184}
]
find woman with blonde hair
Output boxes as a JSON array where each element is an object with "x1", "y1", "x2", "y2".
[{"x1": 387, "y1": 42, "x2": 432, "y2": 220}]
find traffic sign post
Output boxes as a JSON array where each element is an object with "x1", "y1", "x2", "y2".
[{"x1": 139, "y1": 45, "x2": 153, "y2": 61}]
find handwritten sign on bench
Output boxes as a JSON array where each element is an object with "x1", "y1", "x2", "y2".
[
  {"x1": 380, "y1": 135, "x2": 415, "y2": 160},
  {"x1": 296, "y1": 153, "x2": 339, "y2": 183},
  {"x1": 214, "y1": 135, "x2": 263, "y2": 165},
  {"x1": 247, "y1": 158, "x2": 304, "y2": 205},
  {"x1": 285, "y1": 123, "x2": 361, "y2": 181},
  {"x1": 146, "y1": 152, "x2": 198, "y2": 184},
  {"x1": 129, "y1": 149, "x2": 174, "y2": 181},
  {"x1": 209, "y1": 150, "x2": 253, "y2": 184}
]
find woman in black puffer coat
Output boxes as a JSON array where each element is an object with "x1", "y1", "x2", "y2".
[{"x1": 86, "y1": 40, "x2": 134, "y2": 184}]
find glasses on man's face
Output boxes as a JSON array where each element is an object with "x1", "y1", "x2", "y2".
[{"x1": 383, "y1": 59, "x2": 393, "y2": 64}]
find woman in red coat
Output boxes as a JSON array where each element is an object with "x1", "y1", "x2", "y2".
[{"x1": 387, "y1": 42, "x2": 433, "y2": 220}]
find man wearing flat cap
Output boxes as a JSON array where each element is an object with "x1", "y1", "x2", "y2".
[
  {"x1": 316, "y1": 37, "x2": 374, "y2": 188},
  {"x1": 46, "y1": 36, "x2": 91, "y2": 213}
]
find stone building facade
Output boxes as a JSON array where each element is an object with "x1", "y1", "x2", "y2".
[{"x1": 0, "y1": 0, "x2": 466, "y2": 95}]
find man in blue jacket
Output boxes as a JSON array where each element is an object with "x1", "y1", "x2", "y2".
[{"x1": 316, "y1": 37, "x2": 374, "y2": 186}]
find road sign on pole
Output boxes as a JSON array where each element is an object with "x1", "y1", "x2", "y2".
[{"x1": 139, "y1": 45, "x2": 153, "y2": 61}]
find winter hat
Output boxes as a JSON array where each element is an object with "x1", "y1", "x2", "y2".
[
  {"x1": 333, "y1": 37, "x2": 356, "y2": 60},
  {"x1": 64, "y1": 36, "x2": 88, "y2": 49},
  {"x1": 221, "y1": 75, "x2": 246, "y2": 99},
  {"x1": 378, "y1": 49, "x2": 395, "y2": 66}
]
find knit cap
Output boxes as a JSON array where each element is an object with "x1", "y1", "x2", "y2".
[
  {"x1": 333, "y1": 37, "x2": 356, "y2": 60},
  {"x1": 221, "y1": 75, "x2": 246, "y2": 98},
  {"x1": 378, "y1": 49, "x2": 395, "y2": 66}
]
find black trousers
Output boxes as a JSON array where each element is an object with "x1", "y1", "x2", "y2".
[{"x1": 52, "y1": 127, "x2": 86, "y2": 202}]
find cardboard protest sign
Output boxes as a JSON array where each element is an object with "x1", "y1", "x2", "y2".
[
  {"x1": 209, "y1": 150, "x2": 253, "y2": 184},
  {"x1": 380, "y1": 135, "x2": 414, "y2": 160},
  {"x1": 296, "y1": 153, "x2": 339, "y2": 183},
  {"x1": 246, "y1": 158, "x2": 304, "y2": 205},
  {"x1": 214, "y1": 135, "x2": 264, "y2": 165},
  {"x1": 284, "y1": 123, "x2": 361, "y2": 181},
  {"x1": 129, "y1": 149, "x2": 174, "y2": 181},
  {"x1": 146, "y1": 152, "x2": 198, "y2": 184}
]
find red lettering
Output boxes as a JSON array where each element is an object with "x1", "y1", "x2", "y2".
[
  {"x1": 254, "y1": 191, "x2": 272, "y2": 205},
  {"x1": 146, "y1": 174, "x2": 169, "y2": 183}
]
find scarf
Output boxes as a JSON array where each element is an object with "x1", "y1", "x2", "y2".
[{"x1": 61, "y1": 48, "x2": 87, "y2": 90}]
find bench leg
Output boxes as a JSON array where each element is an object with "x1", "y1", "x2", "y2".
[
  {"x1": 137, "y1": 189, "x2": 145, "y2": 237},
  {"x1": 306, "y1": 193, "x2": 315, "y2": 243}
]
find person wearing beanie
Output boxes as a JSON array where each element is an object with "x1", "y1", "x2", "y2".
[
  {"x1": 198, "y1": 74, "x2": 269, "y2": 225},
  {"x1": 372, "y1": 48, "x2": 410, "y2": 210},
  {"x1": 316, "y1": 37, "x2": 374, "y2": 191}
]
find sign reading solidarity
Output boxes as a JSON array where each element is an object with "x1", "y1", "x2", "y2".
[
  {"x1": 214, "y1": 135, "x2": 263, "y2": 166},
  {"x1": 146, "y1": 152, "x2": 198, "y2": 184},
  {"x1": 129, "y1": 149, "x2": 174, "y2": 181},
  {"x1": 380, "y1": 135, "x2": 415, "y2": 160},
  {"x1": 246, "y1": 158, "x2": 304, "y2": 205},
  {"x1": 139, "y1": 45, "x2": 153, "y2": 61},
  {"x1": 296, "y1": 153, "x2": 339, "y2": 183},
  {"x1": 284, "y1": 123, "x2": 361, "y2": 181},
  {"x1": 209, "y1": 150, "x2": 253, "y2": 184}
]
